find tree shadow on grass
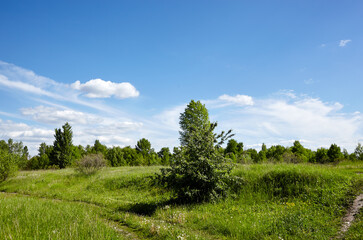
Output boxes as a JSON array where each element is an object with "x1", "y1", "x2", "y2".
[{"x1": 118, "y1": 197, "x2": 190, "y2": 216}]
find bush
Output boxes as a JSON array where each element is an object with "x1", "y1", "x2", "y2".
[
  {"x1": 0, "y1": 151, "x2": 18, "y2": 182},
  {"x1": 75, "y1": 154, "x2": 106, "y2": 175}
]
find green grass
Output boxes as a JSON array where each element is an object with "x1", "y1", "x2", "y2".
[
  {"x1": 0, "y1": 193, "x2": 125, "y2": 240},
  {"x1": 0, "y1": 162, "x2": 362, "y2": 239}
]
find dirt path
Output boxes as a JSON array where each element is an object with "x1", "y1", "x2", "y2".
[{"x1": 337, "y1": 193, "x2": 363, "y2": 238}]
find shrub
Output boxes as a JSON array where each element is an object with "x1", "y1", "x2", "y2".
[
  {"x1": 75, "y1": 154, "x2": 106, "y2": 175},
  {"x1": 0, "y1": 150, "x2": 18, "y2": 182}
]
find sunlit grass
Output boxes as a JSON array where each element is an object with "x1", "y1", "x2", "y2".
[
  {"x1": 0, "y1": 163, "x2": 362, "y2": 239},
  {"x1": 0, "y1": 193, "x2": 125, "y2": 239}
]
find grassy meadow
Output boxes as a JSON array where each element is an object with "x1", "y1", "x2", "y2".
[{"x1": 0, "y1": 163, "x2": 362, "y2": 239}]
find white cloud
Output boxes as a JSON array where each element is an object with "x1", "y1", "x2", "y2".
[
  {"x1": 0, "y1": 119, "x2": 54, "y2": 154},
  {"x1": 21, "y1": 106, "x2": 102, "y2": 125},
  {"x1": 339, "y1": 39, "x2": 351, "y2": 47},
  {"x1": 71, "y1": 79, "x2": 139, "y2": 99},
  {"x1": 218, "y1": 94, "x2": 254, "y2": 106},
  {"x1": 0, "y1": 61, "x2": 124, "y2": 113},
  {"x1": 204, "y1": 94, "x2": 254, "y2": 109},
  {"x1": 213, "y1": 94, "x2": 362, "y2": 151}
]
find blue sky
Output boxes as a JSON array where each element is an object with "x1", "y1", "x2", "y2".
[{"x1": 0, "y1": 0, "x2": 362, "y2": 155}]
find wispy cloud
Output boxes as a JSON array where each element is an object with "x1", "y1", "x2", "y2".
[
  {"x1": 218, "y1": 94, "x2": 254, "y2": 106},
  {"x1": 0, "y1": 75, "x2": 56, "y2": 97},
  {"x1": 71, "y1": 79, "x2": 139, "y2": 99},
  {"x1": 21, "y1": 106, "x2": 102, "y2": 125},
  {"x1": 339, "y1": 39, "x2": 351, "y2": 47}
]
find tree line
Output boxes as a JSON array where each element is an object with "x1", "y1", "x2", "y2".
[
  {"x1": 1, "y1": 107, "x2": 363, "y2": 177},
  {"x1": 24, "y1": 122, "x2": 172, "y2": 170}
]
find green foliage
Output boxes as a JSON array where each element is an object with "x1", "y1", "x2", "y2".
[
  {"x1": 75, "y1": 153, "x2": 106, "y2": 175},
  {"x1": 179, "y1": 100, "x2": 210, "y2": 146},
  {"x1": 327, "y1": 143, "x2": 343, "y2": 162},
  {"x1": 156, "y1": 100, "x2": 239, "y2": 203},
  {"x1": 122, "y1": 146, "x2": 144, "y2": 166},
  {"x1": 225, "y1": 139, "x2": 244, "y2": 162},
  {"x1": 107, "y1": 146, "x2": 126, "y2": 166},
  {"x1": 258, "y1": 143, "x2": 268, "y2": 162},
  {"x1": 290, "y1": 140, "x2": 308, "y2": 162},
  {"x1": 315, "y1": 147, "x2": 329, "y2": 163},
  {"x1": 158, "y1": 147, "x2": 171, "y2": 165},
  {"x1": 52, "y1": 122, "x2": 73, "y2": 168},
  {"x1": 91, "y1": 140, "x2": 108, "y2": 156},
  {"x1": 25, "y1": 142, "x2": 53, "y2": 170},
  {"x1": 26, "y1": 155, "x2": 49, "y2": 170},
  {"x1": 135, "y1": 138, "x2": 159, "y2": 165},
  {"x1": 354, "y1": 143, "x2": 363, "y2": 161},
  {"x1": 245, "y1": 148, "x2": 259, "y2": 163},
  {"x1": 266, "y1": 145, "x2": 286, "y2": 162},
  {"x1": 136, "y1": 138, "x2": 151, "y2": 155},
  {"x1": 0, "y1": 150, "x2": 18, "y2": 182},
  {"x1": 72, "y1": 145, "x2": 85, "y2": 162}
]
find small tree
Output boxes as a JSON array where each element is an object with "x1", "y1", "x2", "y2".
[
  {"x1": 0, "y1": 150, "x2": 18, "y2": 182},
  {"x1": 158, "y1": 147, "x2": 171, "y2": 165},
  {"x1": 156, "y1": 100, "x2": 240, "y2": 203},
  {"x1": 52, "y1": 122, "x2": 73, "y2": 168},
  {"x1": 355, "y1": 143, "x2": 363, "y2": 161},
  {"x1": 327, "y1": 144, "x2": 343, "y2": 162}
]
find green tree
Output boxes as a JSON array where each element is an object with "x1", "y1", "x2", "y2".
[
  {"x1": 0, "y1": 149, "x2": 18, "y2": 182},
  {"x1": 52, "y1": 122, "x2": 73, "y2": 168},
  {"x1": 179, "y1": 100, "x2": 210, "y2": 146},
  {"x1": 92, "y1": 140, "x2": 108, "y2": 156},
  {"x1": 290, "y1": 140, "x2": 308, "y2": 162},
  {"x1": 136, "y1": 138, "x2": 152, "y2": 156},
  {"x1": 258, "y1": 143, "x2": 267, "y2": 162},
  {"x1": 107, "y1": 146, "x2": 126, "y2": 166},
  {"x1": 158, "y1": 147, "x2": 171, "y2": 165},
  {"x1": 315, "y1": 148, "x2": 329, "y2": 163},
  {"x1": 121, "y1": 146, "x2": 141, "y2": 166},
  {"x1": 327, "y1": 144, "x2": 343, "y2": 162},
  {"x1": 355, "y1": 143, "x2": 363, "y2": 161},
  {"x1": 225, "y1": 139, "x2": 238, "y2": 155},
  {"x1": 266, "y1": 145, "x2": 286, "y2": 162},
  {"x1": 156, "y1": 100, "x2": 239, "y2": 203}
]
